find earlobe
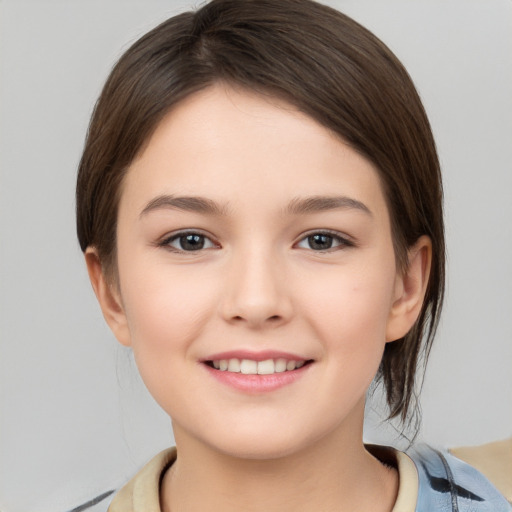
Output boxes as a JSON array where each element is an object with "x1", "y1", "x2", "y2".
[
  {"x1": 386, "y1": 236, "x2": 432, "y2": 342},
  {"x1": 84, "y1": 248, "x2": 132, "y2": 347}
]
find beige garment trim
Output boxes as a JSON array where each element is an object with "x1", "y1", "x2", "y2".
[
  {"x1": 392, "y1": 450, "x2": 419, "y2": 512},
  {"x1": 366, "y1": 444, "x2": 419, "y2": 512},
  {"x1": 450, "y1": 437, "x2": 512, "y2": 504},
  {"x1": 108, "y1": 448, "x2": 177, "y2": 512}
]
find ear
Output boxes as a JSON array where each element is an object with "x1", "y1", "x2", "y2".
[
  {"x1": 85, "y1": 247, "x2": 132, "y2": 347},
  {"x1": 386, "y1": 236, "x2": 432, "y2": 342}
]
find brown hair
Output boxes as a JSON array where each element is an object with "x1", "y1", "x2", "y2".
[{"x1": 76, "y1": 0, "x2": 445, "y2": 428}]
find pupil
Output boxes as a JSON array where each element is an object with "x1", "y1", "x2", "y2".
[
  {"x1": 181, "y1": 234, "x2": 204, "y2": 250},
  {"x1": 309, "y1": 234, "x2": 332, "y2": 250}
]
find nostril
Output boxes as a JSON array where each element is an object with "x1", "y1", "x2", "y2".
[{"x1": 229, "y1": 314, "x2": 283, "y2": 325}]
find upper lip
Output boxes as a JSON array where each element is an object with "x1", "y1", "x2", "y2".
[{"x1": 202, "y1": 350, "x2": 310, "y2": 362}]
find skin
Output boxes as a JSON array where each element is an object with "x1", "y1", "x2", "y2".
[{"x1": 86, "y1": 84, "x2": 431, "y2": 511}]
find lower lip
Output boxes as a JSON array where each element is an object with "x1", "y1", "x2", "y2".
[{"x1": 203, "y1": 363, "x2": 311, "y2": 393}]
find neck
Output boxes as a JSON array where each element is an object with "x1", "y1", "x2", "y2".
[{"x1": 161, "y1": 403, "x2": 398, "y2": 512}]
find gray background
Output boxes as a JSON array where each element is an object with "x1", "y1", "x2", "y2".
[{"x1": 1, "y1": 1, "x2": 511, "y2": 511}]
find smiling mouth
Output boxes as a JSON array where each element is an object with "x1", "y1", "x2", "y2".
[{"x1": 204, "y1": 358, "x2": 313, "y2": 375}]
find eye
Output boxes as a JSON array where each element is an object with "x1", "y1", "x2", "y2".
[
  {"x1": 296, "y1": 231, "x2": 353, "y2": 251},
  {"x1": 161, "y1": 231, "x2": 217, "y2": 252}
]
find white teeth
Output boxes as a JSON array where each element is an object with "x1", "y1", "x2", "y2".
[
  {"x1": 275, "y1": 358, "x2": 287, "y2": 372},
  {"x1": 257, "y1": 359, "x2": 275, "y2": 375},
  {"x1": 211, "y1": 358, "x2": 307, "y2": 374},
  {"x1": 240, "y1": 359, "x2": 258, "y2": 374},
  {"x1": 227, "y1": 358, "x2": 240, "y2": 372}
]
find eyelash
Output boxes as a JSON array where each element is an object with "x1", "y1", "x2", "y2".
[
  {"x1": 158, "y1": 229, "x2": 354, "y2": 253},
  {"x1": 158, "y1": 230, "x2": 218, "y2": 253},
  {"x1": 295, "y1": 229, "x2": 355, "y2": 252}
]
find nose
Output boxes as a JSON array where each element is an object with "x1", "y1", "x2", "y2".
[{"x1": 219, "y1": 246, "x2": 293, "y2": 329}]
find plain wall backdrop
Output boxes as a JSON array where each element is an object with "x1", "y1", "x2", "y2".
[{"x1": 1, "y1": 1, "x2": 511, "y2": 511}]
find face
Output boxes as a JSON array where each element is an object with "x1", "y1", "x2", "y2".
[{"x1": 93, "y1": 84, "x2": 419, "y2": 459}]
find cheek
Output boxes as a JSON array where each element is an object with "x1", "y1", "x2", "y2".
[
  {"x1": 119, "y1": 263, "x2": 222, "y2": 414},
  {"x1": 119, "y1": 259, "x2": 219, "y2": 365},
  {"x1": 301, "y1": 259, "x2": 396, "y2": 357},
  {"x1": 301, "y1": 266, "x2": 396, "y2": 414}
]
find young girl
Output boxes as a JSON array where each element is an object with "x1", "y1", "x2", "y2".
[{"x1": 75, "y1": 0, "x2": 511, "y2": 510}]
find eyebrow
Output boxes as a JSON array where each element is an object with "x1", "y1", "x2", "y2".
[
  {"x1": 140, "y1": 194, "x2": 372, "y2": 218},
  {"x1": 140, "y1": 195, "x2": 231, "y2": 218},
  {"x1": 284, "y1": 195, "x2": 372, "y2": 216}
]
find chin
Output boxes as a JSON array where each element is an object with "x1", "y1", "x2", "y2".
[
  {"x1": 214, "y1": 436, "x2": 307, "y2": 461},
  {"x1": 195, "y1": 421, "x2": 330, "y2": 462},
  {"x1": 171, "y1": 398, "x2": 362, "y2": 462}
]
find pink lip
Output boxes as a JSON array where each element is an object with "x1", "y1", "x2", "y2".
[
  {"x1": 204, "y1": 364, "x2": 311, "y2": 393},
  {"x1": 201, "y1": 352, "x2": 313, "y2": 393},
  {"x1": 202, "y1": 350, "x2": 308, "y2": 362}
]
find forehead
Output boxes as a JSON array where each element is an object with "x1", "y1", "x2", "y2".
[{"x1": 122, "y1": 84, "x2": 389, "y2": 222}]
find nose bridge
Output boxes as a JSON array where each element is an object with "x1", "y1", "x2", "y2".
[{"x1": 221, "y1": 240, "x2": 292, "y2": 327}]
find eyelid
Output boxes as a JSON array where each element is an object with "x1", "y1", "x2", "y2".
[
  {"x1": 158, "y1": 229, "x2": 220, "y2": 252},
  {"x1": 294, "y1": 229, "x2": 355, "y2": 251},
  {"x1": 156, "y1": 228, "x2": 354, "y2": 253}
]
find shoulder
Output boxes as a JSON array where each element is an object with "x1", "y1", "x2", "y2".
[
  {"x1": 63, "y1": 490, "x2": 116, "y2": 512},
  {"x1": 107, "y1": 447, "x2": 176, "y2": 512},
  {"x1": 408, "y1": 444, "x2": 512, "y2": 512},
  {"x1": 64, "y1": 448, "x2": 176, "y2": 512},
  {"x1": 450, "y1": 437, "x2": 512, "y2": 504}
]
